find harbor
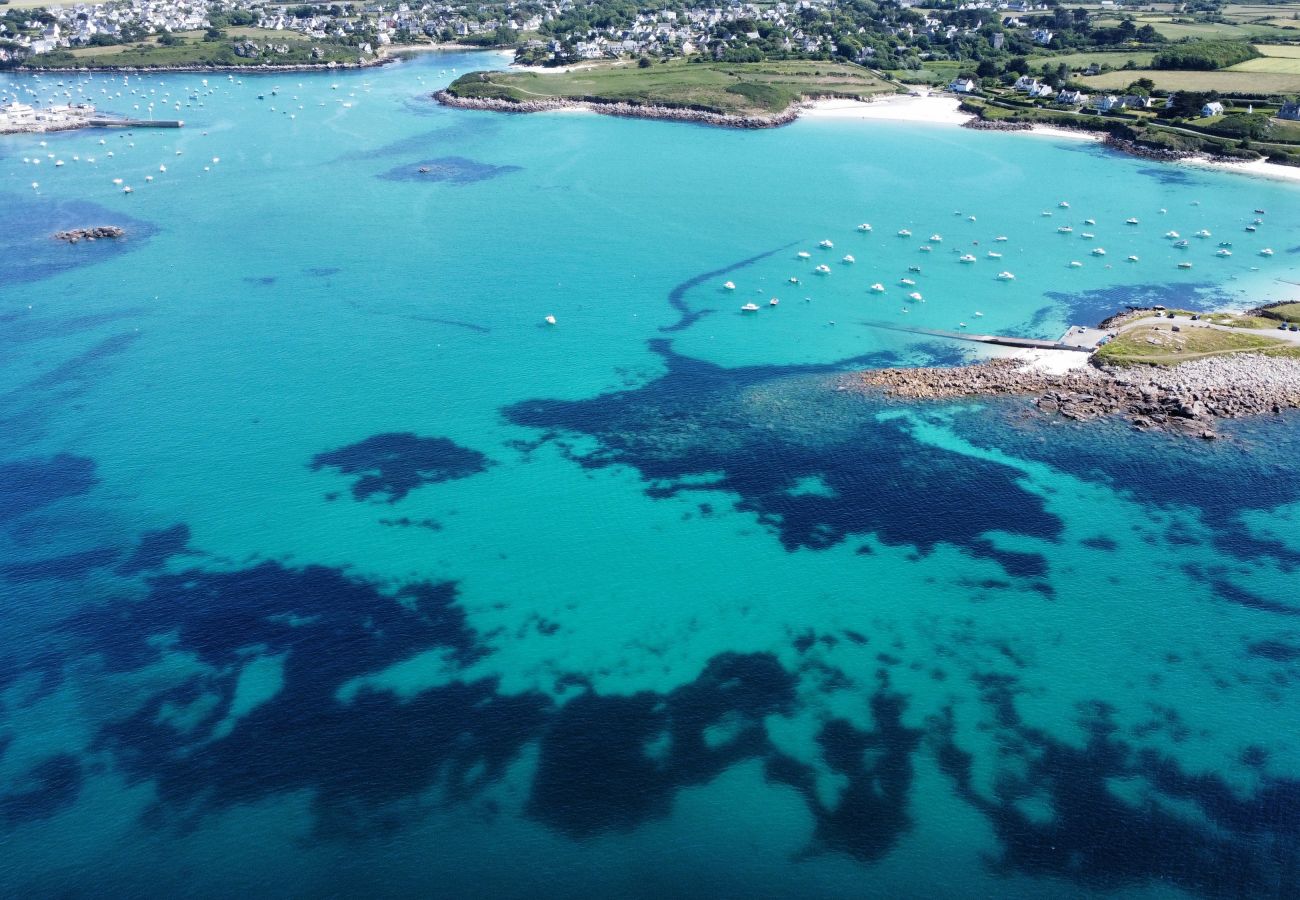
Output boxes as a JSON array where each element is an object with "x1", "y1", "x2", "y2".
[{"x1": 0, "y1": 101, "x2": 183, "y2": 134}]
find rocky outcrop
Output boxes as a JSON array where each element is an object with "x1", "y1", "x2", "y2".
[
  {"x1": 855, "y1": 355, "x2": 1300, "y2": 439},
  {"x1": 961, "y1": 118, "x2": 1032, "y2": 131},
  {"x1": 1102, "y1": 134, "x2": 1195, "y2": 162},
  {"x1": 53, "y1": 225, "x2": 125, "y2": 243},
  {"x1": 433, "y1": 90, "x2": 801, "y2": 129}
]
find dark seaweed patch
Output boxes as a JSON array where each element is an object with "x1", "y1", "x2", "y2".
[
  {"x1": 0, "y1": 754, "x2": 83, "y2": 826},
  {"x1": 377, "y1": 156, "x2": 521, "y2": 184},
  {"x1": 304, "y1": 266, "x2": 341, "y2": 277},
  {"x1": 0, "y1": 546, "x2": 119, "y2": 582},
  {"x1": 310, "y1": 432, "x2": 490, "y2": 503},
  {"x1": 77, "y1": 563, "x2": 548, "y2": 829},
  {"x1": 1134, "y1": 166, "x2": 1198, "y2": 186},
  {"x1": 503, "y1": 341, "x2": 1061, "y2": 574},
  {"x1": 0, "y1": 192, "x2": 157, "y2": 286},
  {"x1": 242, "y1": 276, "x2": 277, "y2": 286},
  {"x1": 527, "y1": 652, "x2": 797, "y2": 837},
  {"x1": 661, "y1": 243, "x2": 797, "y2": 333},
  {"x1": 0, "y1": 453, "x2": 97, "y2": 524},
  {"x1": 1042, "y1": 282, "x2": 1233, "y2": 331},
  {"x1": 934, "y1": 688, "x2": 1300, "y2": 898},
  {"x1": 115, "y1": 524, "x2": 191, "y2": 576},
  {"x1": 1081, "y1": 535, "x2": 1118, "y2": 551},
  {"x1": 1248, "y1": 640, "x2": 1300, "y2": 662}
]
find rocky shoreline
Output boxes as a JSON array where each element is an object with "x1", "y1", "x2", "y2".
[
  {"x1": 433, "y1": 90, "x2": 801, "y2": 129},
  {"x1": 53, "y1": 226, "x2": 125, "y2": 243},
  {"x1": 854, "y1": 355, "x2": 1300, "y2": 438},
  {"x1": 961, "y1": 118, "x2": 1032, "y2": 132}
]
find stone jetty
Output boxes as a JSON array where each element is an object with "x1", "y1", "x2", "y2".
[
  {"x1": 433, "y1": 90, "x2": 801, "y2": 129},
  {"x1": 856, "y1": 355, "x2": 1300, "y2": 438},
  {"x1": 53, "y1": 225, "x2": 125, "y2": 243}
]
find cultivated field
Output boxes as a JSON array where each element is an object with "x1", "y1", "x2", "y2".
[
  {"x1": 1080, "y1": 68, "x2": 1300, "y2": 94},
  {"x1": 1047, "y1": 50, "x2": 1158, "y2": 69}
]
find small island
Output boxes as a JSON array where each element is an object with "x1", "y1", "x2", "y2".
[
  {"x1": 53, "y1": 226, "x2": 126, "y2": 243},
  {"x1": 856, "y1": 304, "x2": 1300, "y2": 439},
  {"x1": 437, "y1": 59, "x2": 898, "y2": 127}
]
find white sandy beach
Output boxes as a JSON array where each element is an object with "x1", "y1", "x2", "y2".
[{"x1": 804, "y1": 93, "x2": 1299, "y2": 185}]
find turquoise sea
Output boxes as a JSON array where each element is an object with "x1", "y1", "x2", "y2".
[{"x1": 2, "y1": 52, "x2": 1300, "y2": 898}]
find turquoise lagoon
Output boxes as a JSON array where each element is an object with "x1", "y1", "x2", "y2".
[{"x1": 1, "y1": 53, "x2": 1300, "y2": 897}]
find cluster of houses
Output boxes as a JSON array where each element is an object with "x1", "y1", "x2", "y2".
[
  {"x1": 0, "y1": 99, "x2": 96, "y2": 132},
  {"x1": 1, "y1": 0, "x2": 210, "y2": 55}
]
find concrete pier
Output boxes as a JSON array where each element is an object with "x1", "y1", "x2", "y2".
[{"x1": 862, "y1": 321, "x2": 1107, "y2": 353}]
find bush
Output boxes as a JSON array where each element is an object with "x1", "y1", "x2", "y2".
[{"x1": 1152, "y1": 40, "x2": 1260, "y2": 71}]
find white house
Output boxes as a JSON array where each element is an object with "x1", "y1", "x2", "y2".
[
  {"x1": 1201, "y1": 101, "x2": 1224, "y2": 117},
  {"x1": 949, "y1": 76, "x2": 978, "y2": 93},
  {"x1": 1278, "y1": 101, "x2": 1300, "y2": 121},
  {"x1": 1057, "y1": 88, "x2": 1088, "y2": 105}
]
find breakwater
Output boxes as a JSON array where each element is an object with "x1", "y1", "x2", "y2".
[
  {"x1": 433, "y1": 90, "x2": 801, "y2": 129},
  {"x1": 854, "y1": 355, "x2": 1300, "y2": 438}
]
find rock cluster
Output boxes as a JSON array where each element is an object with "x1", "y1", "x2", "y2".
[
  {"x1": 53, "y1": 225, "x2": 125, "y2": 243},
  {"x1": 1103, "y1": 135, "x2": 1195, "y2": 162},
  {"x1": 962, "y1": 118, "x2": 1032, "y2": 131},
  {"x1": 433, "y1": 90, "x2": 800, "y2": 129},
  {"x1": 856, "y1": 355, "x2": 1300, "y2": 439}
]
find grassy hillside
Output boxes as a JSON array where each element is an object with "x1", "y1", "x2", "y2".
[{"x1": 447, "y1": 59, "x2": 897, "y2": 116}]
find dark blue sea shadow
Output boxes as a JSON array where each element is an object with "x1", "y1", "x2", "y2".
[
  {"x1": 376, "y1": 156, "x2": 521, "y2": 184},
  {"x1": 662, "y1": 243, "x2": 798, "y2": 333},
  {"x1": 1035, "y1": 281, "x2": 1233, "y2": 332},
  {"x1": 309, "y1": 432, "x2": 491, "y2": 502},
  {"x1": 503, "y1": 340, "x2": 1061, "y2": 580},
  {"x1": 934, "y1": 684, "x2": 1300, "y2": 898},
  {"x1": 0, "y1": 192, "x2": 157, "y2": 287},
  {"x1": 0, "y1": 453, "x2": 97, "y2": 524},
  {"x1": 0, "y1": 754, "x2": 83, "y2": 826}
]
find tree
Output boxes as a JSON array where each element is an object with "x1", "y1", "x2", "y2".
[
  {"x1": 158, "y1": 31, "x2": 183, "y2": 46},
  {"x1": 638, "y1": 54, "x2": 651, "y2": 67},
  {"x1": 976, "y1": 58, "x2": 999, "y2": 78}
]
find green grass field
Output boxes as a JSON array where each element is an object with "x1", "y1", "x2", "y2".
[
  {"x1": 1044, "y1": 50, "x2": 1158, "y2": 70},
  {"x1": 1095, "y1": 323, "x2": 1297, "y2": 365},
  {"x1": 1253, "y1": 43, "x2": 1300, "y2": 58},
  {"x1": 1080, "y1": 68, "x2": 1300, "y2": 94},
  {"x1": 1229, "y1": 55, "x2": 1300, "y2": 73},
  {"x1": 1091, "y1": 13, "x2": 1297, "y2": 41},
  {"x1": 448, "y1": 59, "x2": 897, "y2": 116}
]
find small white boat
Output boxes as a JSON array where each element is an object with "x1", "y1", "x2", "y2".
[
  {"x1": 789, "y1": 277, "x2": 800, "y2": 284},
  {"x1": 723, "y1": 281, "x2": 736, "y2": 290},
  {"x1": 797, "y1": 251, "x2": 811, "y2": 259},
  {"x1": 741, "y1": 303, "x2": 760, "y2": 312},
  {"x1": 908, "y1": 292, "x2": 923, "y2": 301},
  {"x1": 1246, "y1": 225, "x2": 1258, "y2": 233},
  {"x1": 919, "y1": 245, "x2": 932, "y2": 253},
  {"x1": 897, "y1": 229, "x2": 911, "y2": 237},
  {"x1": 1165, "y1": 231, "x2": 1180, "y2": 239},
  {"x1": 958, "y1": 322, "x2": 968, "y2": 328},
  {"x1": 987, "y1": 251, "x2": 1002, "y2": 259},
  {"x1": 842, "y1": 255, "x2": 855, "y2": 264},
  {"x1": 1069, "y1": 261, "x2": 1083, "y2": 268},
  {"x1": 145, "y1": 175, "x2": 153, "y2": 182},
  {"x1": 1175, "y1": 240, "x2": 1189, "y2": 248},
  {"x1": 870, "y1": 283, "x2": 885, "y2": 293},
  {"x1": 929, "y1": 234, "x2": 942, "y2": 242},
  {"x1": 1126, "y1": 217, "x2": 1139, "y2": 225},
  {"x1": 122, "y1": 185, "x2": 133, "y2": 193},
  {"x1": 900, "y1": 278, "x2": 916, "y2": 286},
  {"x1": 1178, "y1": 262, "x2": 1193, "y2": 269},
  {"x1": 112, "y1": 177, "x2": 122, "y2": 185},
  {"x1": 769, "y1": 298, "x2": 780, "y2": 306},
  {"x1": 1127, "y1": 255, "x2": 1139, "y2": 262},
  {"x1": 54, "y1": 159, "x2": 63, "y2": 167},
  {"x1": 1217, "y1": 249, "x2": 1232, "y2": 257},
  {"x1": 998, "y1": 271, "x2": 1015, "y2": 280},
  {"x1": 995, "y1": 236, "x2": 1008, "y2": 243},
  {"x1": 1041, "y1": 211, "x2": 1053, "y2": 217},
  {"x1": 1059, "y1": 201, "x2": 1070, "y2": 208},
  {"x1": 815, "y1": 264, "x2": 831, "y2": 274},
  {"x1": 1196, "y1": 229, "x2": 1211, "y2": 238},
  {"x1": 909, "y1": 265, "x2": 922, "y2": 273},
  {"x1": 1091, "y1": 247, "x2": 1106, "y2": 256},
  {"x1": 1081, "y1": 233, "x2": 1095, "y2": 239},
  {"x1": 974, "y1": 311, "x2": 984, "y2": 317},
  {"x1": 819, "y1": 239, "x2": 834, "y2": 249},
  {"x1": 1261, "y1": 248, "x2": 1274, "y2": 256},
  {"x1": 858, "y1": 223, "x2": 872, "y2": 232},
  {"x1": 1084, "y1": 218, "x2": 1096, "y2": 226},
  {"x1": 959, "y1": 254, "x2": 976, "y2": 264},
  {"x1": 967, "y1": 215, "x2": 976, "y2": 222},
  {"x1": 159, "y1": 165, "x2": 166, "y2": 172},
  {"x1": 1057, "y1": 226, "x2": 1073, "y2": 234},
  {"x1": 544, "y1": 315, "x2": 557, "y2": 325}
]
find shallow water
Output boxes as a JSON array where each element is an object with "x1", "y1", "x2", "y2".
[{"x1": 1, "y1": 53, "x2": 1299, "y2": 898}]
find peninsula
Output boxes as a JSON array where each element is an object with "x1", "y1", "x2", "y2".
[
  {"x1": 856, "y1": 305, "x2": 1300, "y2": 438},
  {"x1": 437, "y1": 59, "x2": 898, "y2": 126}
]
